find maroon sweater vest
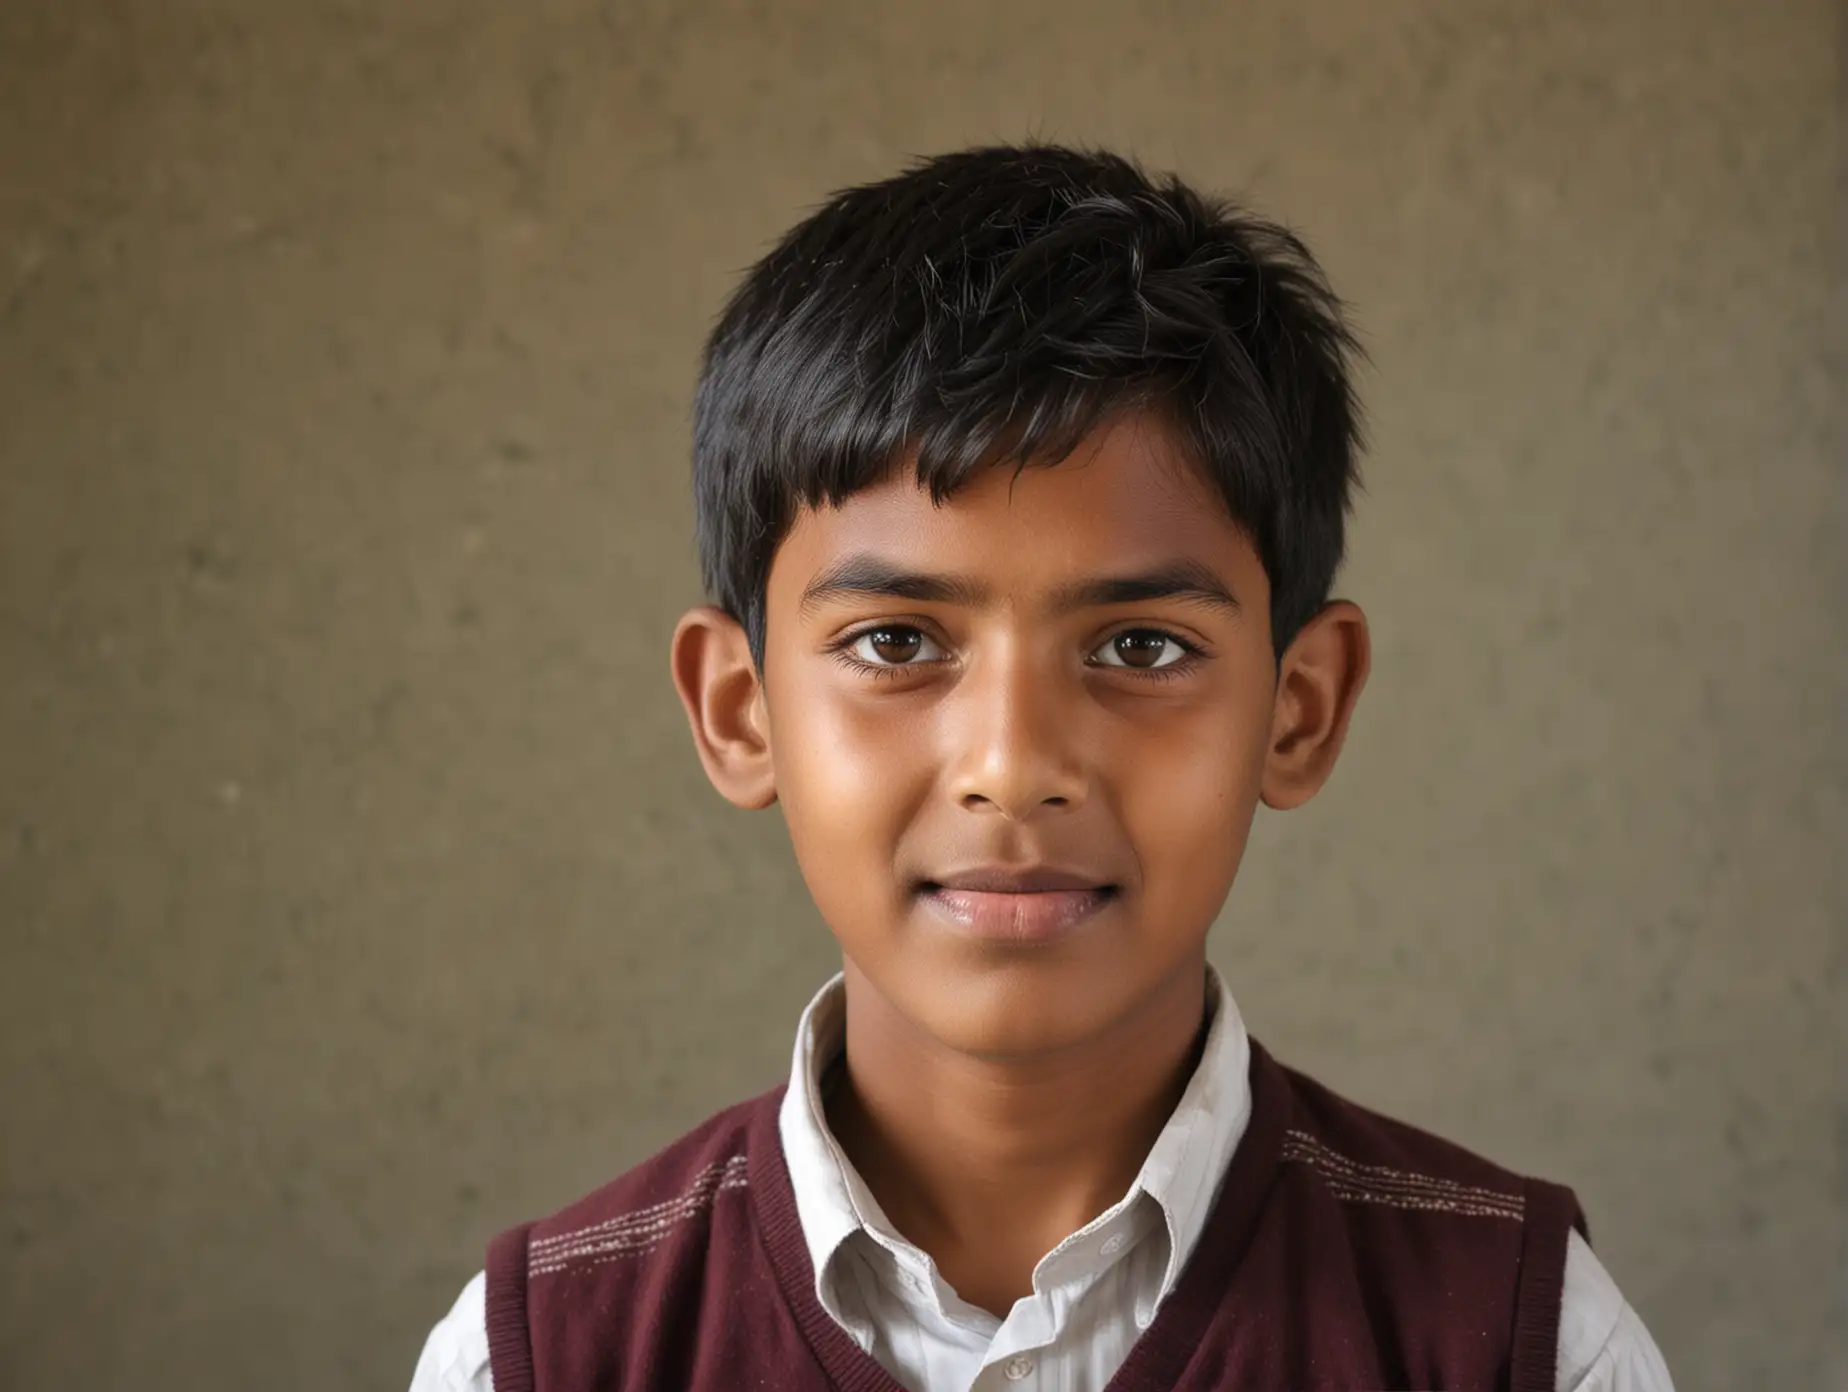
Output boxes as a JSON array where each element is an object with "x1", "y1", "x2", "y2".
[{"x1": 485, "y1": 1039, "x2": 1586, "y2": 1391}]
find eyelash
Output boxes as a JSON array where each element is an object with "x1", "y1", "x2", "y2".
[{"x1": 825, "y1": 623, "x2": 1208, "y2": 683}]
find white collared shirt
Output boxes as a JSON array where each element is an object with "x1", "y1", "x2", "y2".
[
  {"x1": 410, "y1": 969, "x2": 1675, "y2": 1391},
  {"x1": 776, "y1": 967, "x2": 1251, "y2": 1391}
]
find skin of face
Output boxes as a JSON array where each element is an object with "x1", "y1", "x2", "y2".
[{"x1": 671, "y1": 408, "x2": 1371, "y2": 1067}]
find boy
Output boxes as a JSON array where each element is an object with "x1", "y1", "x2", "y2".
[{"x1": 410, "y1": 144, "x2": 1673, "y2": 1390}]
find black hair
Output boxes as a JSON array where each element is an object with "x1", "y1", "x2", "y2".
[{"x1": 691, "y1": 142, "x2": 1364, "y2": 671}]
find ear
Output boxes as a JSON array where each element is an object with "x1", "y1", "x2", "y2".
[
  {"x1": 1259, "y1": 600, "x2": 1371, "y2": 811},
  {"x1": 669, "y1": 605, "x2": 777, "y2": 810}
]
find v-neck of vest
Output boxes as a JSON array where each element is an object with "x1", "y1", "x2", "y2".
[{"x1": 746, "y1": 1037, "x2": 1290, "y2": 1392}]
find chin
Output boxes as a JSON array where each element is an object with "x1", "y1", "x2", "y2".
[{"x1": 898, "y1": 957, "x2": 1128, "y2": 1059}]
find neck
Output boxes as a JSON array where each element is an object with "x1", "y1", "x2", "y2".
[{"x1": 823, "y1": 957, "x2": 1209, "y2": 1318}]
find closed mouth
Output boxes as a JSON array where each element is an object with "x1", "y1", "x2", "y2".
[
  {"x1": 915, "y1": 880, "x2": 1120, "y2": 942},
  {"x1": 918, "y1": 880, "x2": 1120, "y2": 898},
  {"x1": 920, "y1": 867, "x2": 1117, "y2": 895}
]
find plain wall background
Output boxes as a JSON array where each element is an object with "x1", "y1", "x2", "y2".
[{"x1": 1, "y1": 2, "x2": 1841, "y2": 1387}]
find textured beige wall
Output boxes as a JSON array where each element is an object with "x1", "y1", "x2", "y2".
[{"x1": 1, "y1": 2, "x2": 1840, "y2": 1388}]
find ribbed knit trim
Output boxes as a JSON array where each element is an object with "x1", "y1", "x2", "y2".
[
  {"x1": 1508, "y1": 1178, "x2": 1580, "y2": 1392},
  {"x1": 745, "y1": 1040, "x2": 1290, "y2": 1392},
  {"x1": 1100, "y1": 1039, "x2": 1288, "y2": 1392},
  {"x1": 748, "y1": 1085, "x2": 909, "y2": 1392},
  {"x1": 484, "y1": 1220, "x2": 538, "y2": 1392}
]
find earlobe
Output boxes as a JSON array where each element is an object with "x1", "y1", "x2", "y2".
[
  {"x1": 669, "y1": 606, "x2": 778, "y2": 810},
  {"x1": 1259, "y1": 600, "x2": 1371, "y2": 811}
]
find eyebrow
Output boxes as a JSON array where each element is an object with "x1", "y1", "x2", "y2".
[{"x1": 798, "y1": 552, "x2": 1241, "y2": 619}]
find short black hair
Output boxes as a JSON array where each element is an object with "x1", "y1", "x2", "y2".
[{"x1": 691, "y1": 142, "x2": 1364, "y2": 671}]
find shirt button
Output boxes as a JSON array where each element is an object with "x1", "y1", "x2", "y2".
[
  {"x1": 1003, "y1": 1355, "x2": 1035, "y2": 1381},
  {"x1": 1099, "y1": 1232, "x2": 1127, "y2": 1257}
]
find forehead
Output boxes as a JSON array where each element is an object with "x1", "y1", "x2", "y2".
[{"x1": 769, "y1": 412, "x2": 1264, "y2": 602}]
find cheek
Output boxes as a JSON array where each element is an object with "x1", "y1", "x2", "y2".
[
  {"x1": 1114, "y1": 705, "x2": 1267, "y2": 899},
  {"x1": 767, "y1": 671, "x2": 929, "y2": 886}
]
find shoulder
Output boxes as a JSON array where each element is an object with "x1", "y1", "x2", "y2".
[
  {"x1": 1276, "y1": 1057, "x2": 1543, "y2": 1210},
  {"x1": 480, "y1": 1087, "x2": 791, "y2": 1392},
  {"x1": 516, "y1": 1084, "x2": 780, "y2": 1274},
  {"x1": 1257, "y1": 1050, "x2": 1589, "y2": 1388}
]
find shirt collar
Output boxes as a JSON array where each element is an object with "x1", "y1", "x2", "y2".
[{"x1": 775, "y1": 964, "x2": 1253, "y2": 1321}]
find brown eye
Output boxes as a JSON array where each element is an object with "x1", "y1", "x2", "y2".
[
  {"x1": 870, "y1": 628, "x2": 921, "y2": 663},
  {"x1": 847, "y1": 625, "x2": 942, "y2": 667},
  {"x1": 1092, "y1": 629, "x2": 1188, "y2": 671}
]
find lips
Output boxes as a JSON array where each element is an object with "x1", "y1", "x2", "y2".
[{"x1": 918, "y1": 866, "x2": 1118, "y2": 944}]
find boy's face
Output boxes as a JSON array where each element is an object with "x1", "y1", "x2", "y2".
[{"x1": 673, "y1": 410, "x2": 1368, "y2": 1058}]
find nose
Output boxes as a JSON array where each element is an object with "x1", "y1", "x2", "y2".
[{"x1": 942, "y1": 642, "x2": 1090, "y2": 821}]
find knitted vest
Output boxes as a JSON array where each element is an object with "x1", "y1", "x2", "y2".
[{"x1": 485, "y1": 1039, "x2": 1585, "y2": 1391}]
